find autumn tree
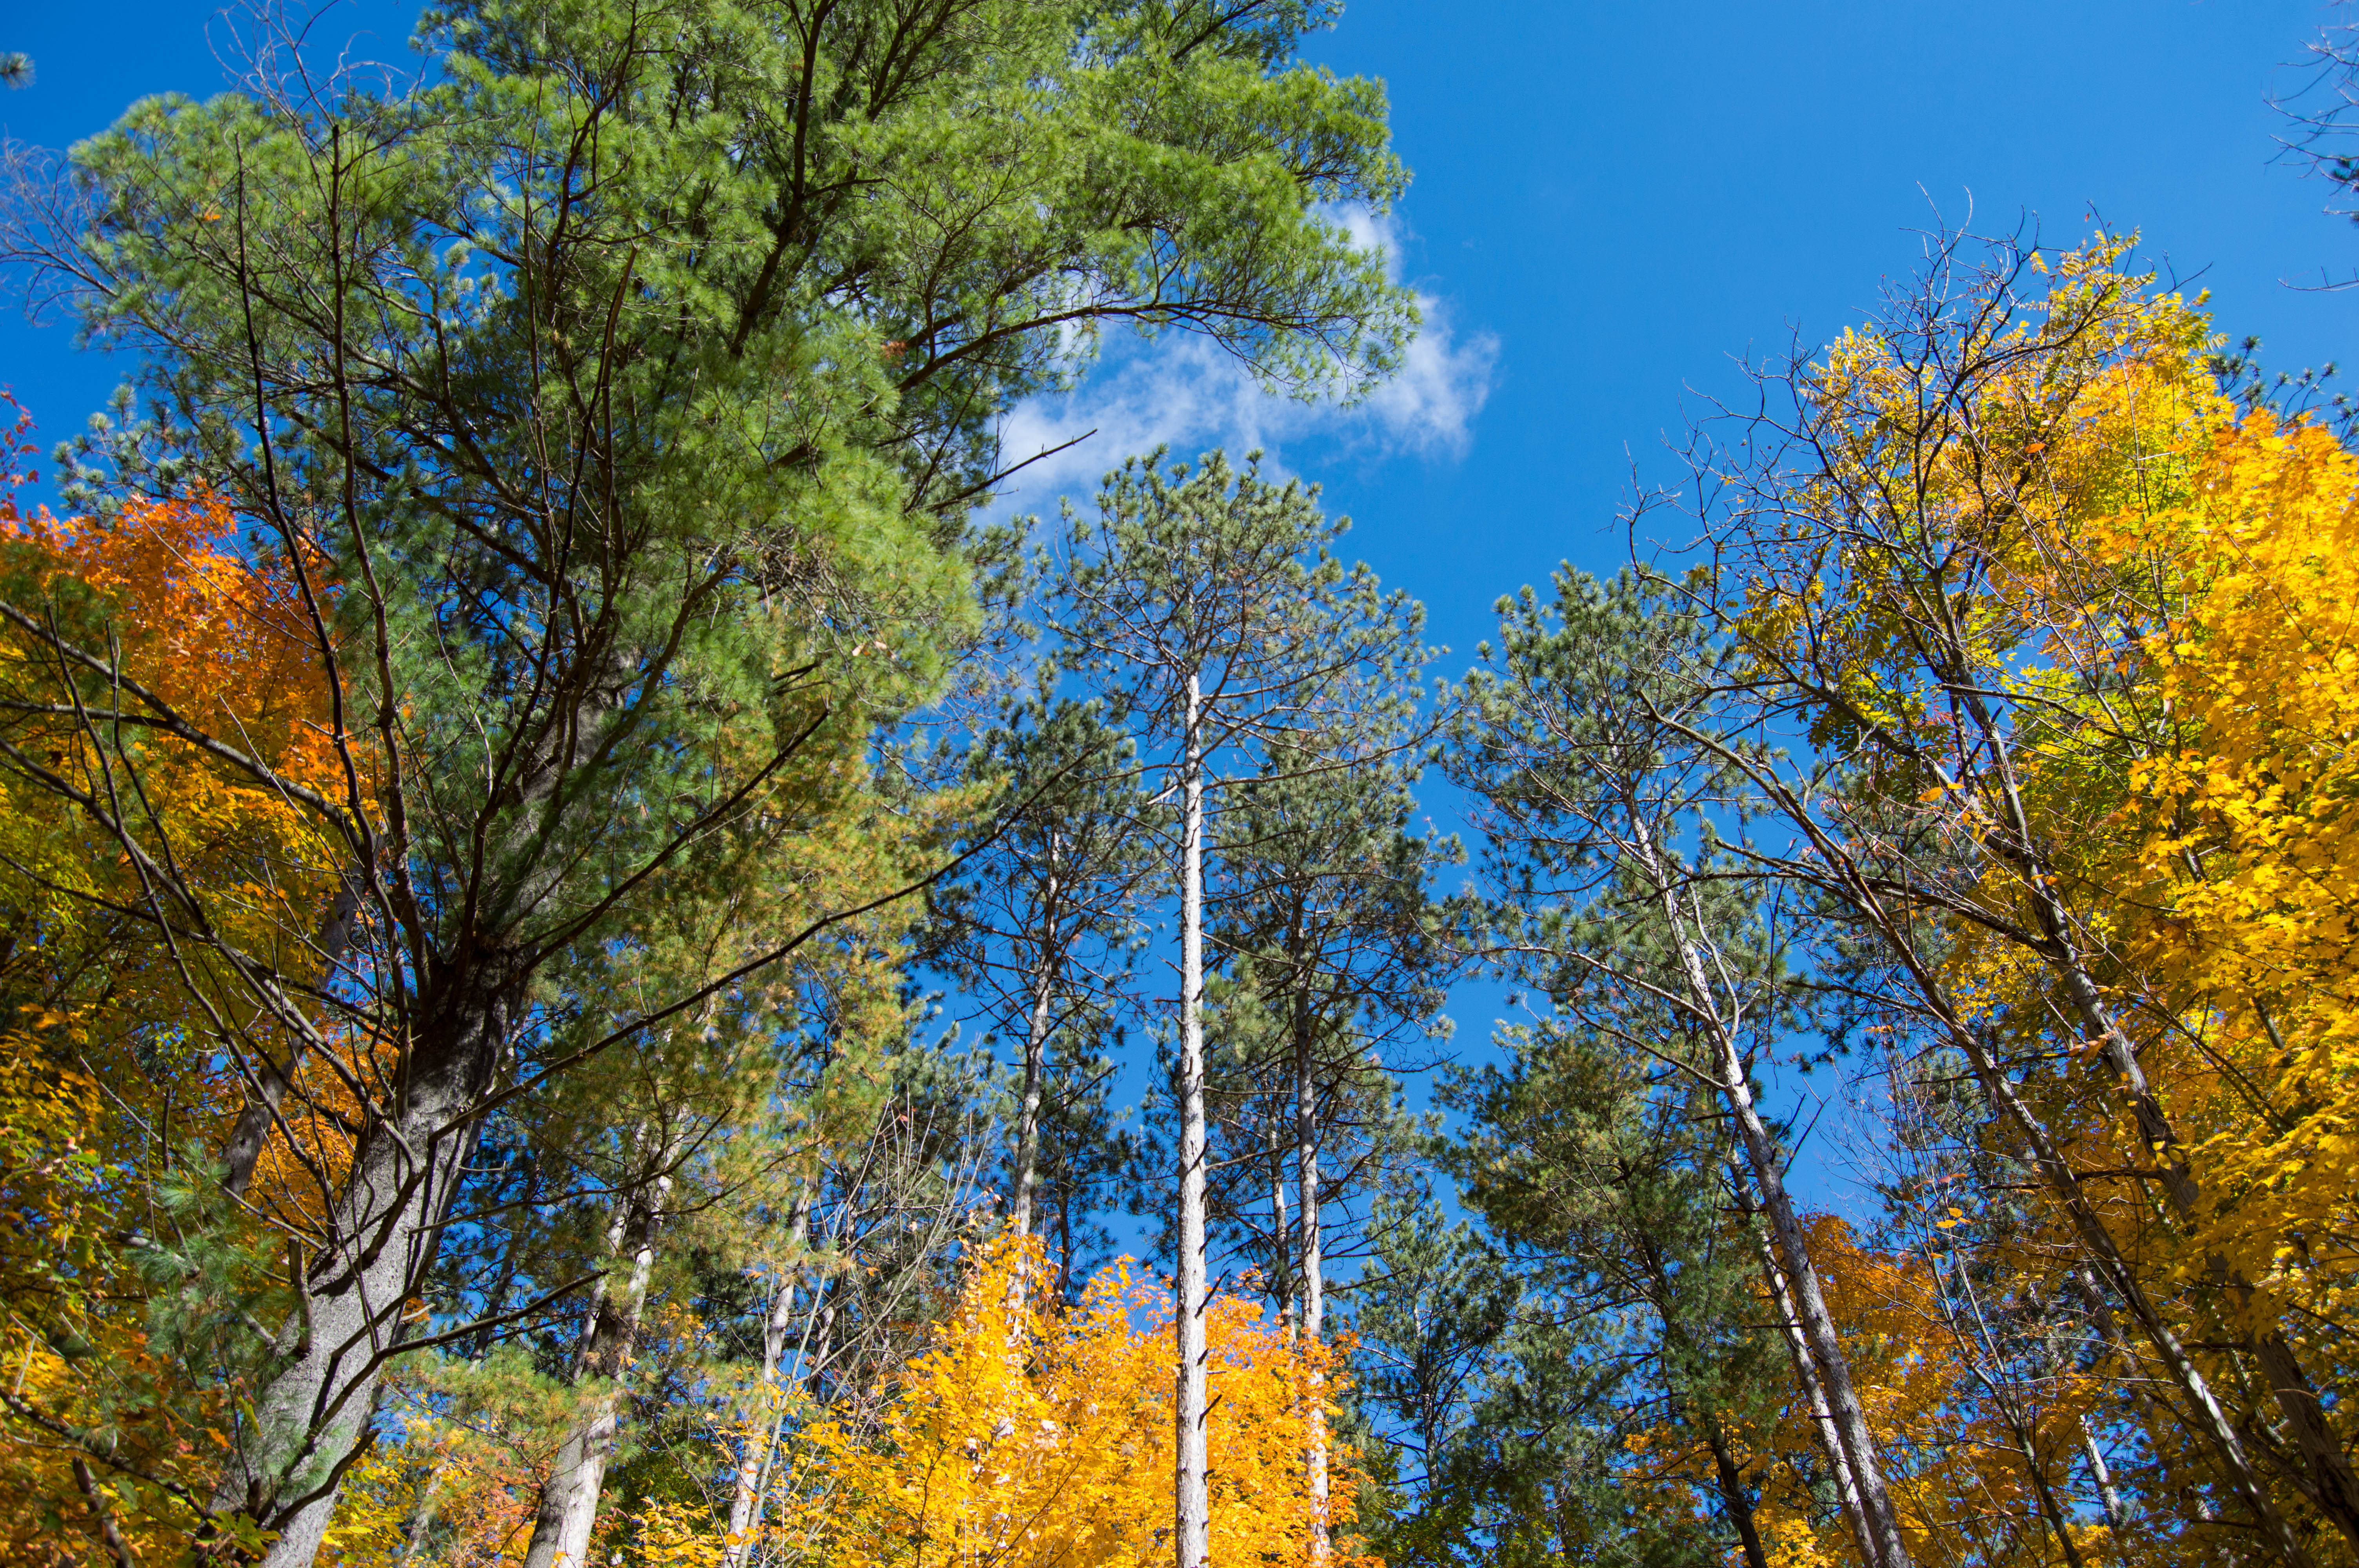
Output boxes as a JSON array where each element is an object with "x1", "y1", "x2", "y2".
[
  {"x1": 749, "y1": 1234, "x2": 1369, "y2": 1568},
  {"x1": 0, "y1": 450, "x2": 358, "y2": 1559},
  {"x1": 1650, "y1": 229, "x2": 2359, "y2": 1565}
]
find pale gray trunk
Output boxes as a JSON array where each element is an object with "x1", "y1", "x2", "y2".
[
  {"x1": 723, "y1": 1190, "x2": 814, "y2": 1568},
  {"x1": 1629, "y1": 813, "x2": 1909, "y2": 1568},
  {"x1": 1292, "y1": 989, "x2": 1328, "y2": 1568},
  {"x1": 1011, "y1": 879, "x2": 1058, "y2": 1240},
  {"x1": 208, "y1": 972, "x2": 515, "y2": 1567},
  {"x1": 1741, "y1": 1170, "x2": 1877, "y2": 1568},
  {"x1": 1721, "y1": 1043, "x2": 1908, "y2": 1568},
  {"x1": 2082, "y1": 1417, "x2": 2126, "y2": 1535},
  {"x1": 1174, "y1": 671, "x2": 1211, "y2": 1568},
  {"x1": 1268, "y1": 1116, "x2": 1292, "y2": 1332},
  {"x1": 2053, "y1": 943, "x2": 2359, "y2": 1547},
  {"x1": 522, "y1": 1168, "x2": 668, "y2": 1568}
]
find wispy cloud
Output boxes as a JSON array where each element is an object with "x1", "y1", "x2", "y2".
[{"x1": 989, "y1": 209, "x2": 1498, "y2": 512}]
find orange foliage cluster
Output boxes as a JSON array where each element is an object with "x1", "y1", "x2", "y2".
[{"x1": 0, "y1": 450, "x2": 365, "y2": 1560}]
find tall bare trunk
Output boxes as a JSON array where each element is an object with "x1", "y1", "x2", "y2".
[
  {"x1": 1293, "y1": 984, "x2": 1328, "y2": 1568},
  {"x1": 1629, "y1": 812, "x2": 1909, "y2": 1568},
  {"x1": 1012, "y1": 889, "x2": 1057, "y2": 1241},
  {"x1": 522, "y1": 1167, "x2": 668, "y2": 1568},
  {"x1": 207, "y1": 965, "x2": 517, "y2": 1567},
  {"x1": 1174, "y1": 671, "x2": 1211, "y2": 1568},
  {"x1": 1268, "y1": 1114, "x2": 1292, "y2": 1332},
  {"x1": 723, "y1": 1190, "x2": 814, "y2": 1568},
  {"x1": 1740, "y1": 1171, "x2": 1877, "y2": 1568},
  {"x1": 1719, "y1": 1044, "x2": 1908, "y2": 1568}
]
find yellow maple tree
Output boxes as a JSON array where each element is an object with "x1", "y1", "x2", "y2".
[{"x1": 672, "y1": 1236, "x2": 1369, "y2": 1568}]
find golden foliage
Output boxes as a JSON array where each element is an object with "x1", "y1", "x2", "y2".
[{"x1": 710, "y1": 1236, "x2": 1367, "y2": 1568}]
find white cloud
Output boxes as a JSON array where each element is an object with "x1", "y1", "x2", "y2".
[{"x1": 986, "y1": 207, "x2": 1498, "y2": 514}]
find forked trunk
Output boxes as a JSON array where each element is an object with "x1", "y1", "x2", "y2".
[{"x1": 208, "y1": 965, "x2": 518, "y2": 1567}]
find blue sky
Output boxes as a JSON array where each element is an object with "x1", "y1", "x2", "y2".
[{"x1": 3, "y1": 0, "x2": 2354, "y2": 1213}]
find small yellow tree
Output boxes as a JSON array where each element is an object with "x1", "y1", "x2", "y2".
[{"x1": 678, "y1": 1235, "x2": 1369, "y2": 1568}]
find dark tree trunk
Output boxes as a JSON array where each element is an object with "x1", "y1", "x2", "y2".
[{"x1": 209, "y1": 956, "x2": 519, "y2": 1566}]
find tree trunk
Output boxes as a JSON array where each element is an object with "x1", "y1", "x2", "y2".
[
  {"x1": 1719, "y1": 1049, "x2": 1910, "y2": 1568},
  {"x1": 1293, "y1": 982, "x2": 1328, "y2": 1568},
  {"x1": 1739, "y1": 1172, "x2": 1878, "y2": 1568},
  {"x1": 1174, "y1": 670, "x2": 1211, "y2": 1568},
  {"x1": 1964, "y1": 697, "x2": 2359, "y2": 1552},
  {"x1": 2081, "y1": 1416, "x2": 2127, "y2": 1535},
  {"x1": 1267, "y1": 1114, "x2": 1292, "y2": 1332},
  {"x1": 1011, "y1": 907, "x2": 1057, "y2": 1240},
  {"x1": 1944, "y1": 1019, "x2": 2314, "y2": 1568},
  {"x1": 1842, "y1": 845, "x2": 2306, "y2": 1562},
  {"x1": 522, "y1": 1167, "x2": 669, "y2": 1568},
  {"x1": 1656, "y1": 691, "x2": 2322, "y2": 1566},
  {"x1": 1704, "y1": 1424, "x2": 1772, "y2": 1568},
  {"x1": 723, "y1": 1189, "x2": 813, "y2": 1568},
  {"x1": 1628, "y1": 812, "x2": 1910, "y2": 1568},
  {"x1": 207, "y1": 963, "x2": 517, "y2": 1567}
]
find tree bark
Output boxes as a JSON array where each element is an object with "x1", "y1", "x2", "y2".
[
  {"x1": 1267, "y1": 1114, "x2": 1292, "y2": 1332},
  {"x1": 2081, "y1": 1416, "x2": 2126, "y2": 1536},
  {"x1": 522, "y1": 1165, "x2": 669, "y2": 1568},
  {"x1": 1628, "y1": 810, "x2": 1910, "y2": 1568},
  {"x1": 1011, "y1": 878, "x2": 1058, "y2": 1241},
  {"x1": 1293, "y1": 978, "x2": 1328, "y2": 1568},
  {"x1": 207, "y1": 962, "x2": 518, "y2": 1567},
  {"x1": 723, "y1": 1189, "x2": 814, "y2": 1568},
  {"x1": 1174, "y1": 670, "x2": 1211, "y2": 1568},
  {"x1": 1719, "y1": 1047, "x2": 1910, "y2": 1568},
  {"x1": 1705, "y1": 1425, "x2": 1773, "y2": 1568},
  {"x1": 1740, "y1": 1172, "x2": 1878, "y2": 1568}
]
